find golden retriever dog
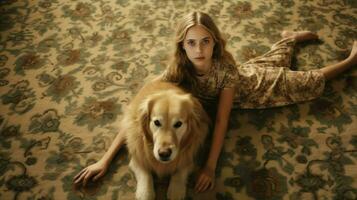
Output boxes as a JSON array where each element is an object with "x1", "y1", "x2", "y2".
[{"x1": 120, "y1": 80, "x2": 210, "y2": 200}]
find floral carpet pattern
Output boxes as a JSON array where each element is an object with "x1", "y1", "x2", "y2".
[{"x1": 0, "y1": 0, "x2": 357, "y2": 200}]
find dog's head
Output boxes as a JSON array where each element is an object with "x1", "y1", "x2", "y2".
[{"x1": 139, "y1": 89, "x2": 207, "y2": 163}]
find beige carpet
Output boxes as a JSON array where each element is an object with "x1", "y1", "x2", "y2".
[{"x1": 0, "y1": 0, "x2": 356, "y2": 199}]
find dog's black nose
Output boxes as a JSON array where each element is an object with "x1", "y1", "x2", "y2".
[{"x1": 158, "y1": 148, "x2": 172, "y2": 161}]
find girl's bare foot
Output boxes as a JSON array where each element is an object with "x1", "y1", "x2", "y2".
[
  {"x1": 319, "y1": 41, "x2": 357, "y2": 80},
  {"x1": 281, "y1": 30, "x2": 319, "y2": 42},
  {"x1": 347, "y1": 41, "x2": 357, "y2": 64}
]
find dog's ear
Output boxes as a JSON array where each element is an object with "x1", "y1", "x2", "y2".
[
  {"x1": 180, "y1": 95, "x2": 210, "y2": 150},
  {"x1": 138, "y1": 96, "x2": 154, "y2": 144}
]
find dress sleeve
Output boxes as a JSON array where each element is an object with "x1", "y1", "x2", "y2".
[{"x1": 221, "y1": 64, "x2": 238, "y2": 89}]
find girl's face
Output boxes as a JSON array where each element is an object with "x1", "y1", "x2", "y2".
[{"x1": 183, "y1": 25, "x2": 215, "y2": 74}]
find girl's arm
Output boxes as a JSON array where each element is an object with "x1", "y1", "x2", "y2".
[
  {"x1": 195, "y1": 87, "x2": 235, "y2": 192},
  {"x1": 99, "y1": 130, "x2": 126, "y2": 165},
  {"x1": 206, "y1": 87, "x2": 235, "y2": 170},
  {"x1": 74, "y1": 131, "x2": 125, "y2": 186}
]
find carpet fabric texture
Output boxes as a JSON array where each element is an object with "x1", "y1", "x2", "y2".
[{"x1": 0, "y1": 0, "x2": 356, "y2": 200}]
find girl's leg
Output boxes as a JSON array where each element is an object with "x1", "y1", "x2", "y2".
[
  {"x1": 235, "y1": 66, "x2": 326, "y2": 109},
  {"x1": 282, "y1": 32, "x2": 356, "y2": 80},
  {"x1": 280, "y1": 31, "x2": 319, "y2": 42},
  {"x1": 318, "y1": 41, "x2": 357, "y2": 80},
  {"x1": 243, "y1": 31, "x2": 318, "y2": 69},
  {"x1": 242, "y1": 38, "x2": 296, "y2": 68},
  {"x1": 236, "y1": 41, "x2": 357, "y2": 109}
]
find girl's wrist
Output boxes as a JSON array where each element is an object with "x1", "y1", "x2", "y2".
[
  {"x1": 99, "y1": 157, "x2": 110, "y2": 167},
  {"x1": 205, "y1": 161, "x2": 217, "y2": 171}
]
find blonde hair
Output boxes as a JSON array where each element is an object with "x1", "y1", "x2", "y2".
[{"x1": 163, "y1": 11, "x2": 236, "y2": 92}]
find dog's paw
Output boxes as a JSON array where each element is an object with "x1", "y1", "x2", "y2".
[
  {"x1": 136, "y1": 185, "x2": 155, "y2": 200},
  {"x1": 167, "y1": 183, "x2": 186, "y2": 200},
  {"x1": 136, "y1": 191, "x2": 155, "y2": 200}
]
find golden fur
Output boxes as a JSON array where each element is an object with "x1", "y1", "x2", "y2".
[
  {"x1": 120, "y1": 81, "x2": 209, "y2": 198},
  {"x1": 121, "y1": 81, "x2": 209, "y2": 176}
]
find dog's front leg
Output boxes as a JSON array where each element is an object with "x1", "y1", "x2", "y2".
[
  {"x1": 129, "y1": 159, "x2": 155, "y2": 200},
  {"x1": 167, "y1": 166, "x2": 191, "y2": 200}
]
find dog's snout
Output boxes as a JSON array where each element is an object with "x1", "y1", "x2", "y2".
[{"x1": 158, "y1": 148, "x2": 172, "y2": 161}]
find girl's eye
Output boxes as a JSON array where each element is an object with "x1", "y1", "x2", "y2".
[
  {"x1": 174, "y1": 121, "x2": 182, "y2": 128},
  {"x1": 187, "y1": 40, "x2": 195, "y2": 46},
  {"x1": 154, "y1": 120, "x2": 161, "y2": 127},
  {"x1": 202, "y1": 39, "x2": 210, "y2": 45}
]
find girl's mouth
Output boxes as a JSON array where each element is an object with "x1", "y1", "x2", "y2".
[{"x1": 195, "y1": 57, "x2": 205, "y2": 60}]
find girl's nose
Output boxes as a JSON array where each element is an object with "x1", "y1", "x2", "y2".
[{"x1": 195, "y1": 43, "x2": 203, "y2": 53}]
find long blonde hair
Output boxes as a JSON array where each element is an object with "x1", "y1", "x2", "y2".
[{"x1": 163, "y1": 11, "x2": 236, "y2": 92}]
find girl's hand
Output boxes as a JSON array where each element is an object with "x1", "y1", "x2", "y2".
[
  {"x1": 73, "y1": 160, "x2": 108, "y2": 186},
  {"x1": 194, "y1": 165, "x2": 215, "y2": 193}
]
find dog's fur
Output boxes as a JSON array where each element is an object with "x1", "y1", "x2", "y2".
[{"x1": 118, "y1": 80, "x2": 210, "y2": 200}]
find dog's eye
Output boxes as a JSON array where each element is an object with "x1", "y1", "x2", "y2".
[
  {"x1": 174, "y1": 121, "x2": 182, "y2": 128},
  {"x1": 154, "y1": 120, "x2": 161, "y2": 127}
]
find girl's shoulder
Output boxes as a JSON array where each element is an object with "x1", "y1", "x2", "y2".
[
  {"x1": 214, "y1": 59, "x2": 237, "y2": 74},
  {"x1": 212, "y1": 60, "x2": 238, "y2": 88}
]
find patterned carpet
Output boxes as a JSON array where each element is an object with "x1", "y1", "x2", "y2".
[{"x1": 0, "y1": 0, "x2": 356, "y2": 200}]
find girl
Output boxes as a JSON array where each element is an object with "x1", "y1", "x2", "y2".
[
  {"x1": 161, "y1": 11, "x2": 357, "y2": 193},
  {"x1": 74, "y1": 11, "x2": 357, "y2": 193}
]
